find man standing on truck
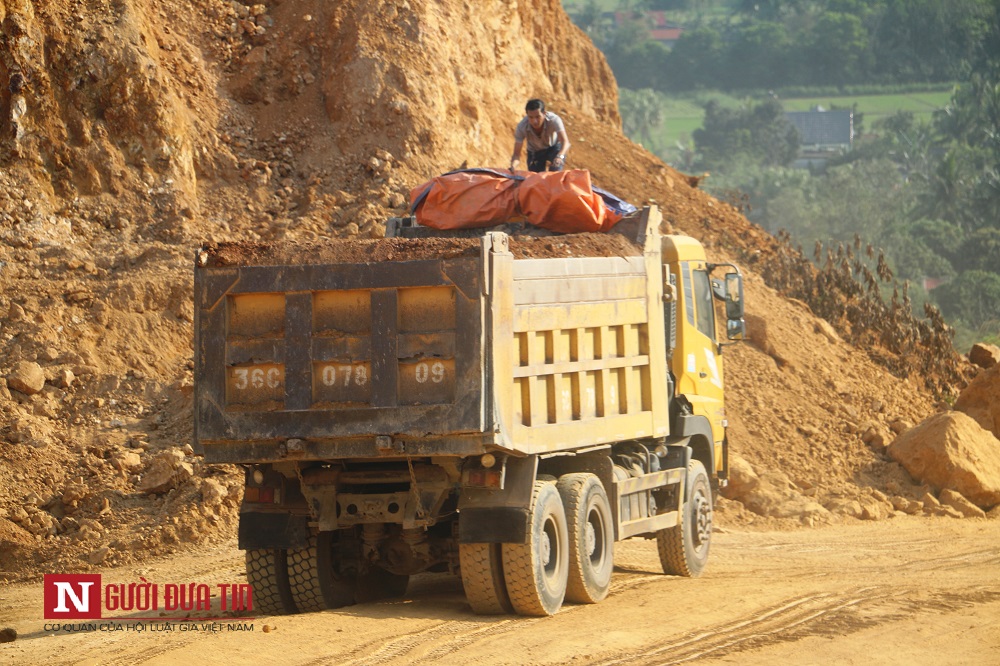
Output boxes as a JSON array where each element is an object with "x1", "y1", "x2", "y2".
[{"x1": 509, "y1": 99, "x2": 571, "y2": 172}]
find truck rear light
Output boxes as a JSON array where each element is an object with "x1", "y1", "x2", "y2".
[
  {"x1": 464, "y1": 469, "x2": 503, "y2": 489},
  {"x1": 244, "y1": 486, "x2": 280, "y2": 503}
]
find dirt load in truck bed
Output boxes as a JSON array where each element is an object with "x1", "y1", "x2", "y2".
[{"x1": 201, "y1": 232, "x2": 642, "y2": 266}]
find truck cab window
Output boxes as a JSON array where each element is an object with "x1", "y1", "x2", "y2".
[{"x1": 692, "y1": 269, "x2": 716, "y2": 341}]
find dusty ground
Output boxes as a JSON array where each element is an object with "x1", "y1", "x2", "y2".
[
  {"x1": 1, "y1": 517, "x2": 998, "y2": 665},
  {"x1": 0, "y1": 1, "x2": 996, "y2": 660}
]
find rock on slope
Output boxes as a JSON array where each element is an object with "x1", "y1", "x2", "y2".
[{"x1": 0, "y1": 0, "x2": 984, "y2": 581}]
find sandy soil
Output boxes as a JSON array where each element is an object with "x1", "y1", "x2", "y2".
[
  {"x1": 1, "y1": 5, "x2": 996, "y2": 663},
  {"x1": 2, "y1": 517, "x2": 998, "y2": 665}
]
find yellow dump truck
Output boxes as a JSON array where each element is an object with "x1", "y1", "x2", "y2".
[{"x1": 193, "y1": 205, "x2": 745, "y2": 616}]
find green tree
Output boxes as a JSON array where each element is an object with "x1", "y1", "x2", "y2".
[
  {"x1": 625, "y1": 40, "x2": 673, "y2": 91},
  {"x1": 722, "y1": 21, "x2": 792, "y2": 89},
  {"x1": 663, "y1": 26, "x2": 723, "y2": 91},
  {"x1": 808, "y1": 159, "x2": 908, "y2": 246},
  {"x1": 871, "y1": 0, "x2": 992, "y2": 82},
  {"x1": 957, "y1": 227, "x2": 1000, "y2": 272},
  {"x1": 879, "y1": 220, "x2": 956, "y2": 283},
  {"x1": 908, "y1": 218, "x2": 965, "y2": 266},
  {"x1": 934, "y1": 270, "x2": 1000, "y2": 330},
  {"x1": 801, "y1": 12, "x2": 870, "y2": 85},
  {"x1": 912, "y1": 148, "x2": 981, "y2": 230},
  {"x1": 731, "y1": 0, "x2": 802, "y2": 21},
  {"x1": 619, "y1": 88, "x2": 666, "y2": 149},
  {"x1": 693, "y1": 98, "x2": 800, "y2": 170},
  {"x1": 930, "y1": 70, "x2": 1000, "y2": 228}
]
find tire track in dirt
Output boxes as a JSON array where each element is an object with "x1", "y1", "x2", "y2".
[
  {"x1": 378, "y1": 571, "x2": 669, "y2": 664},
  {"x1": 93, "y1": 553, "x2": 249, "y2": 666},
  {"x1": 897, "y1": 548, "x2": 1000, "y2": 571},
  {"x1": 300, "y1": 619, "x2": 480, "y2": 666},
  {"x1": 591, "y1": 588, "x2": 881, "y2": 666},
  {"x1": 104, "y1": 634, "x2": 204, "y2": 666},
  {"x1": 308, "y1": 569, "x2": 666, "y2": 665},
  {"x1": 589, "y1": 585, "x2": 1000, "y2": 666}
]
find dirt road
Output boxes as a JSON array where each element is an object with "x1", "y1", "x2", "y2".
[{"x1": 2, "y1": 516, "x2": 998, "y2": 665}]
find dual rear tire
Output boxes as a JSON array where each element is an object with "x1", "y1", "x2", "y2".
[
  {"x1": 557, "y1": 473, "x2": 614, "y2": 604},
  {"x1": 461, "y1": 474, "x2": 614, "y2": 616},
  {"x1": 245, "y1": 531, "x2": 408, "y2": 615}
]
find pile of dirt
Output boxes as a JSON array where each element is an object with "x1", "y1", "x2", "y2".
[
  {"x1": 0, "y1": 0, "x2": 988, "y2": 582},
  {"x1": 201, "y1": 229, "x2": 641, "y2": 266}
]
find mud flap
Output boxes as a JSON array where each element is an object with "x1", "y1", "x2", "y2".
[
  {"x1": 459, "y1": 455, "x2": 537, "y2": 544},
  {"x1": 238, "y1": 512, "x2": 309, "y2": 550}
]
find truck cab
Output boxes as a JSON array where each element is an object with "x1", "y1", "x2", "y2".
[{"x1": 662, "y1": 236, "x2": 745, "y2": 484}]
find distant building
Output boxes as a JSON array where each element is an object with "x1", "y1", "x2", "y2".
[
  {"x1": 922, "y1": 276, "x2": 950, "y2": 292},
  {"x1": 611, "y1": 11, "x2": 684, "y2": 47},
  {"x1": 785, "y1": 107, "x2": 853, "y2": 169}
]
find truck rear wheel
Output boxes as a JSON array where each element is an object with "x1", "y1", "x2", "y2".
[
  {"x1": 286, "y1": 532, "x2": 329, "y2": 613},
  {"x1": 502, "y1": 480, "x2": 569, "y2": 616},
  {"x1": 245, "y1": 548, "x2": 297, "y2": 615},
  {"x1": 460, "y1": 542, "x2": 514, "y2": 614},
  {"x1": 657, "y1": 460, "x2": 712, "y2": 577},
  {"x1": 556, "y1": 473, "x2": 614, "y2": 604},
  {"x1": 316, "y1": 531, "x2": 357, "y2": 609}
]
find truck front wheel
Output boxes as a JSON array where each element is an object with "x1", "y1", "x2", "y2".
[{"x1": 656, "y1": 460, "x2": 712, "y2": 577}]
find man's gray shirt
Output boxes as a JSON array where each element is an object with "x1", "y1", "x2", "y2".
[{"x1": 514, "y1": 112, "x2": 565, "y2": 152}]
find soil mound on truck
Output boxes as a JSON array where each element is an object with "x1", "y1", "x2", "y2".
[
  {"x1": 200, "y1": 231, "x2": 641, "y2": 266},
  {"x1": 0, "y1": 0, "x2": 979, "y2": 581}
]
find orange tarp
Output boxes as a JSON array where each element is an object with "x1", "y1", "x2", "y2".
[
  {"x1": 410, "y1": 169, "x2": 625, "y2": 233},
  {"x1": 409, "y1": 170, "x2": 521, "y2": 230}
]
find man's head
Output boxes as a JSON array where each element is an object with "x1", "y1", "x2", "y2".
[{"x1": 525, "y1": 98, "x2": 546, "y2": 130}]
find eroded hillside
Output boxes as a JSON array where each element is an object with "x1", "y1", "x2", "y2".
[{"x1": 0, "y1": 0, "x2": 979, "y2": 581}]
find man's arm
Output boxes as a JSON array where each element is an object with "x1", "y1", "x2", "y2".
[
  {"x1": 552, "y1": 129, "x2": 571, "y2": 169},
  {"x1": 510, "y1": 138, "x2": 524, "y2": 170}
]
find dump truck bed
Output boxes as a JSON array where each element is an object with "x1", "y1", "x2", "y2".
[{"x1": 193, "y1": 208, "x2": 671, "y2": 463}]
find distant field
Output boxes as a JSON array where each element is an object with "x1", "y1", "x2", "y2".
[
  {"x1": 650, "y1": 90, "x2": 954, "y2": 166},
  {"x1": 781, "y1": 91, "x2": 953, "y2": 126}
]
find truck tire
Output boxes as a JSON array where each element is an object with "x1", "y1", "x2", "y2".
[
  {"x1": 657, "y1": 459, "x2": 712, "y2": 578},
  {"x1": 286, "y1": 532, "x2": 329, "y2": 613},
  {"x1": 316, "y1": 531, "x2": 357, "y2": 609},
  {"x1": 245, "y1": 548, "x2": 297, "y2": 615},
  {"x1": 502, "y1": 480, "x2": 569, "y2": 616},
  {"x1": 460, "y1": 542, "x2": 514, "y2": 614},
  {"x1": 556, "y1": 473, "x2": 614, "y2": 604}
]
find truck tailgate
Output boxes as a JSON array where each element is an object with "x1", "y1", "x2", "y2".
[{"x1": 194, "y1": 252, "x2": 487, "y2": 462}]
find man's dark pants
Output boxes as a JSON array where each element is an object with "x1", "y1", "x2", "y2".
[{"x1": 527, "y1": 143, "x2": 563, "y2": 172}]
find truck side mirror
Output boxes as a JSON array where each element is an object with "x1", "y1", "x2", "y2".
[
  {"x1": 724, "y1": 273, "x2": 744, "y2": 320},
  {"x1": 726, "y1": 318, "x2": 746, "y2": 341}
]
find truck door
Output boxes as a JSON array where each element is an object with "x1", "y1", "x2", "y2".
[{"x1": 674, "y1": 261, "x2": 726, "y2": 445}]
